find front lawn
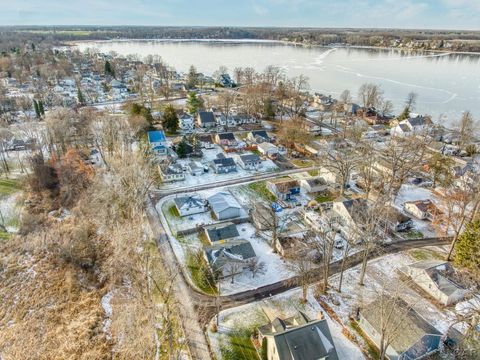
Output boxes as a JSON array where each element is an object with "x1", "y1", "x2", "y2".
[
  {"x1": 168, "y1": 204, "x2": 180, "y2": 218},
  {"x1": 315, "y1": 193, "x2": 336, "y2": 203},
  {"x1": 220, "y1": 330, "x2": 259, "y2": 360},
  {"x1": 186, "y1": 250, "x2": 218, "y2": 295},
  {"x1": 402, "y1": 230, "x2": 424, "y2": 240},
  {"x1": 248, "y1": 181, "x2": 276, "y2": 202},
  {"x1": 291, "y1": 159, "x2": 314, "y2": 168}
]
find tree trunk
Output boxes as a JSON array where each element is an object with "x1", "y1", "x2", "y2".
[{"x1": 359, "y1": 247, "x2": 370, "y2": 285}]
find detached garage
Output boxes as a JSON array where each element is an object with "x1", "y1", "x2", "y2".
[{"x1": 207, "y1": 192, "x2": 242, "y2": 220}]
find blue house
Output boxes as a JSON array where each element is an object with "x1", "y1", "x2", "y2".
[{"x1": 148, "y1": 130, "x2": 167, "y2": 155}]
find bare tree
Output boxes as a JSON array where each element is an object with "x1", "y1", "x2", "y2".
[
  {"x1": 251, "y1": 201, "x2": 279, "y2": 253},
  {"x1": 456, "y1": 111, "x2": 478, "y2": 148},
  {"x1": 325, "y1": 146, "x2": 357, "y2": 195},
  {"x1": 224, "y1": 262, "x2": 243, "y2": 284},
  {"x1": 358, "y1": 83, "x2": 383, "y2": 110},
  {"x1": 247, "y1": 258, "x2": 266, "y2": 278},
  {"x1": 286, "y1": 254, "x2": 315, "y2": 302}
]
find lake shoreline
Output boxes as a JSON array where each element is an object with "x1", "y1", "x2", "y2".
[{"x1": 69, "y1": 38, "x2": 480, "y2": 56}]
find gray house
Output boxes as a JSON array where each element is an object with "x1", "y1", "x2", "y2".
[
  {"x1": 204, "y1": 222, "x2": 239, "y2": 243},
  {"x1": 204, "y1": 239, "x2": 256, "y2": 278},
  {"x1": 359, "y1": 297, "x2": 442, "y2": 360},
  {"x1": 197, "y1": 111, "x2": 217, "y2": 128},
  {"x1": 174, "y1": 195, "x2": 208, "y2": 217},
  {"x1": 257, "y1": 311, "x2": 339, "y2": 360},
  {"x1": 237, "y1": 154, "x2": 261, "y2": 170},
  {"x1": 207, "y1": 192, "x2": 242, "y2": 220},
  {"x1": 212, "y1": 154, "x2": 237, "y2": 174}
]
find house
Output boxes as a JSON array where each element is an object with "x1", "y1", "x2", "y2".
[
  {"x1": 178, "y1": 113, "x2": 195, "y2": 132},
  {"x1": 204, "y1": 239, "x2": 256, "y2": 278},
  {"x1": 215, "y1": 132, "x2": 237, "y2": 147},
  {"x1": 359, "y1": 297, "x2": 442, "y2": 360},
  {"x1": 300, "y1": 176, "x2": 330, "y2": 194},
  {"x1": 174, "y1": 195, "x2": 208, "y2": 217},
  {"x1": 188, "y1": 161, "x2": 205, "y2": 176},
  {"x1": 218, "y1": 74, "x2": 235, "y2": 88},
  {"x1": 207, "y1": 192, "x2": 242, "y2": 220},
  {"x1": 257, "y1": 142, "x2": 279, "y2": 158},
  {"x1": 212, "y1": 154, "x2": 237, "y2": 174},
  {"x1": 197, "y1": 134, "x2": 215, "y2": 149},
  {"x1": 204, "y1": 222, "x2": 239, "y2": 243},
  {"x1": 148, "y1": 130, "x2": 168, "y2": 155},
  {"x1": 267, "y1": 179, "x2": 301, "y2": 201},
  {"x1": 257, "y1": 311, "x2": 339, "y2": 360},
  {"x1": 383, "y1": 206, "x2": 413, "y2": 232},
  {"x1": 404, "y1": 199, "x2": 441, "y2": 221},
  {"x1": 197, "y1": 111, "x2": 217, "y2": 128},
  {"x1": 247, "y1": 130, "x2": 271, "y2": 143},
  {"x1": 301, "y1": 120, "x2": 322, "y2": 136},
  {"x1": 237, "y1": 154, "x2": 261, "y2": 170},
  {"x1": 159, "y1": 163, "x2": 185, "y2": 182},
  {"x1": 276, "y1": 235, "x2": 311, "y2": 258},
  {"x1": 391, "y1": 116, "x2": 432, "y2": 137},
  {"x1": 332, "y1": 199, "x2": 369, "y2": 235},
  {"x1": 399, "y1": 260, "x2": 467, "y2": 306}
]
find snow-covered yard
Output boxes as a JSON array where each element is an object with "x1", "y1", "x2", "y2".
[{"x1": 218, "y1": 223, "x2": 294, "y2": 295}]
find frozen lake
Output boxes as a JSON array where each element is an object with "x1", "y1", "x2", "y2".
[{"x1": 76, "y1": 40, "x2": 480, "y2": 123}]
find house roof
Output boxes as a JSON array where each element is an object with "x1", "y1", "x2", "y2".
[
  {"x1": 405, "y1": 199, "x2": 440, "y2": 214},
  {"x1": 250, "y1": 130, "x2": 269, "y2": 139},
  {"x1": 361, "y1": 297, "x2": 441, "y2": 355},
  {"x1": 398, "y1": 123, "x2": 411, "y2": 133},
  {"x1": 240, "y1": 154, "x2": 260, "y2": 163},
  {"x1": 198, "y1": 111, "x2": 216, "y2": 124},
  {"x1": 213, "y1": 157, "x2": 236, "y2": 168},
  {"x1": 304, "y1": 177, "x2": 328, "y2": 188},
  {"x1": 258, "y1": 142, "x2": 277, "y2": 151},
  {"x1": 174, "y1": 195, "x2": 205, "y2": 210},
  {"x1": 217, "y1": 132, "x2": 236, "y2": 141},
  {"x1": 259, "y1": 312, "x2": 339, "y2": 360},
  {"x1": 205, "y1": 222, "x2": 239, "y2": 242},
  {"x1": 269, "y1": 179, "x2": 300, "y2": 193},
  {"x1": 408, "y1": 116, "x2": 431, "y2": 127},
  {"x1": 197, "y1": 134, "x2": 213, "y2": 143},
  {"x1": 208, "y1": 192, "x2": 242, "y2": 214},
  {"x1": 407, "y1": 260, "x2": 464, "y2": 297},
  {"x1": 205, "y1": 239, "x2": 256, "y2": 265},
  {"x1": 148, "y1": 130, "x2": 166, "y2": 143}
]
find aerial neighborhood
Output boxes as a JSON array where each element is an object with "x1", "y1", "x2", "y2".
[{"x1": 0, "y1": 27, "x2": 479, "y2": 360}]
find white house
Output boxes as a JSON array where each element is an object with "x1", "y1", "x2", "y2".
[
  {"x1": 236, "y1": 154, "x2": 261, "y2": 170},
  {"x1": 178, "y1": 113, "x2": 195, "y2": 132},
  {"x1": 257, "y1": 142, "x2": 279, "y2": 158},
  {"x1": 404, "y1": 199, "x2": 441, "y2": 221},
  {"x1": 158, "y1": 163, "x2": 185, "y2": 182},
  {"x1": 391, "y1": 116, "x2": 432, "y2": 137},
  {"x1": 174, "y1": 195, "x2": 208, "y2": 217},
  {"x1": 399, "y1": 260, "x2": 467, "y2": 306}
]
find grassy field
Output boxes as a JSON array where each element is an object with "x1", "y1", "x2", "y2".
[
  {"x1": 291, "y1": 159, "x2": 314, "y2": 168},
  {"x1": 247, "y1": 181, "x2": 276, "y2": 202},
  {"x1": 402, "y1": 230, "x2": 424, "y2": 240},
  {"x1": 0, "y1": 179, "x2": 22, "y2": 196},
  {"x1": 315, "y1": 193, "x2": 336, "y2": 203},
  {"x1": 408, "y1": 248, "x2": 445, "y2": 261}
]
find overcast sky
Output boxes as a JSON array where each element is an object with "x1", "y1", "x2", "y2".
[{"x1": 1, "y1": 0, "x2": 479, "y2": 30}]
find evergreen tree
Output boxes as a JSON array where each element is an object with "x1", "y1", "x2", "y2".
[
  {"x1": 162, "y1": 104, "x2": 179, "y2": 133},
  {"x1": 186, "y1": 65, "x2": 198, "y2": 89},
  {"x1": 104, "y1": 60, "x2": 115, "y2": 77},
  {"x1": 77, "y1": 86, "x2": 86, "y2": 105},
  {"x1": 455, "y1": 220, "x2": 480, "y2": 277},
  {"x1": 33, "y1": 99, "x2": 40, "y2": 118},
  {"x1": 38, "y1": 101, "x2": 45, "y2": 116},
  {"x1": 263, "y1": 98, "x2": 276, "y2": 119},
  {"x1": 186, "y1": 92, "x2": 203, "y2": 115},
  {"x1": 176, "y1": 139, "x2": 188, "y2": 158}
]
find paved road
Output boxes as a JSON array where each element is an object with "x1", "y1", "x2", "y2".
[
  {"x1": 150, "y1": 165, "x2": 320, "y2": 199},
  {"x1": 146, "y1": 199, "x2": 213, "y2": 360}
]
